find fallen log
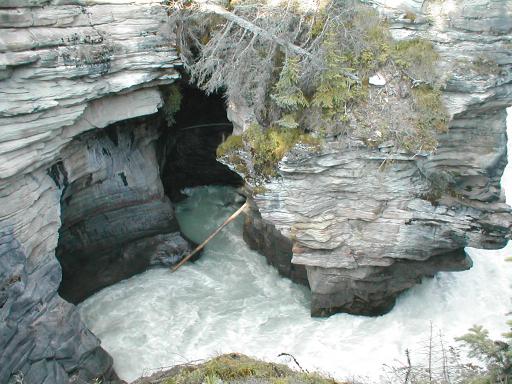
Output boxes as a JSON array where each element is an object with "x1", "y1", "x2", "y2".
[{"x1": 171, "y1": 201, "x2": 249, "y2": 272}]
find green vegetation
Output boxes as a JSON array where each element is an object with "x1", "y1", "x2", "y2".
[
  {"x1": 271, "y1": 56, "x2": 308, "y2": 129},
  {"x1": 403, "y1": 11, "x2": 417, "y2": 22},
  {"x1": 159, "y1": 354, "x2": 342, "y2": 384},
  {"x1": 311, "y1": 32, "x2": 365, "y2": 124},
  {"x1": 216, "y1": 134, "x2": 249, "y2": 175},
  {"x1": 271, "y1": 57, "x2": 307, "y2": 113},
  {"x1": 216, "y1": 134, "x2": 244, "y2": 158},
  {"x1": 402, "y1": 85, "x2": 448, "y2": 152},
  {"x1": 217, "y1": 126, "x2": 321, "y2": 178},
  {"x1": 392, "y1": 39, "x2": 439, "y2": 84},
  {"x1": 174, "y1": 0, "x2": 449, "y2": 176},
  {"x1": 244, "y1": 125, "x2": 321, "y2": 177},
  {"x1": 456, "y1": 324, "x2": 512, "y2": 383},
  {"x1": 162, "y1": 84, "x2": 183, "y2": 126}
]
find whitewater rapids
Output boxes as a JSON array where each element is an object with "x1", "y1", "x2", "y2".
[
  {"x1": 78, "y1": 185, "x2": 511, "y2": 383},
  {"x1": 79, "y1": 110, "x2": 512, "y2": 383}
]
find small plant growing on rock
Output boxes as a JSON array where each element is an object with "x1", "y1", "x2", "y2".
[
  {"x1": 216, "y1": 134, "x2": 244, "y2": 158},
  {"x1": 162, "y1": 84, "x2": 183, "y2": 126},
  {"x1": 244, "y1": 124, "x2": 320, "y2": 177}
]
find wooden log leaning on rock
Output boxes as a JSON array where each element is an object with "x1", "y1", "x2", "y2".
[{"x1": 171, "y1": 201, "x2": 249, "y2": 272}]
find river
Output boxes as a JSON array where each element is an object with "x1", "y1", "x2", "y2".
[{"x1": 78, "y1": 111, "x2": 512, "y2": 383}]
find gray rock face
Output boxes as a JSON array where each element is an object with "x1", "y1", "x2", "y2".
[
  {"x1": 0, "y1": 170, "x2": 118, "y2": 384},
  {"x1": 244, "y1": 0, "x2": 512, "y2": 316},
  {"x1": 243, "y1": 201, "x2": 308, "y2": 287},
  {"x1": 0, "y1": 0, "x2": 180, "y2": 382},
  {"x1": 57, "y1": 115, "x2": 193, "y2": 304}
]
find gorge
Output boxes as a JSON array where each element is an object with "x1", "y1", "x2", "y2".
[{"x1": 0, "y1": 0, "x2": 511, "y2": 383}]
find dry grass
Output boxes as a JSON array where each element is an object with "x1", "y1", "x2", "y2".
[{"x1": 133, "y1": 354, "x2": 344, "y2": 384}]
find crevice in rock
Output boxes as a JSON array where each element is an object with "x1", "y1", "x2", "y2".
[{"x1": 158, "y1": 82, "x2": 244, "y2": 201}]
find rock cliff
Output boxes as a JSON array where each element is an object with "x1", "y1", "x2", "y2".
[
  {"x1": 242, "y1": 0, "x2": 512, "y2": 315},
  {"x1": 0, "y1": 1, "x2": 180, "y2": 382},
  {"x1": 57, "y1": 115, "x2": 193, "y2": 304},
  {"x1": 1, "y1": 0, "x2": 511, "y2": 382}
]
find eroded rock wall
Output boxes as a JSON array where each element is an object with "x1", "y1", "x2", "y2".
[
  {"x1": 244, "y1": 0, "x2": 512, "y2": 316},
  {"x1": 0, "y1": 0, "x2": 180, "y2": 382},
  {"x1": 57, "y1": 115, "x2": 192, "y2": 304}
]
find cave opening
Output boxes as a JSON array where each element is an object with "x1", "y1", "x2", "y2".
[
  {"x1": 55, "y1": 81, "x2": 244, "y2": 304},
  {"x1": 159, "y1": 82, "x2": 244, "y2": 201}
]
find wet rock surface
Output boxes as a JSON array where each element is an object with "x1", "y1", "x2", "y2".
[
  {"x1": 243, "y1": 201, "x2": 309, "y2": 287},
  {"x1": 0, "y1": 0, "x2": 511, "y2": 382}
]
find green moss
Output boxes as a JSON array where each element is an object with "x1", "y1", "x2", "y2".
[
  {"x1": 252, "y1": 184, "x2": 268, "y2": 195},
  {"x1": 162, "y1": 84, "x2": 182, "y2": 126},
  {"x1": 216, "y1": 134, "x2": 244, "y2": 157},
  {"x1": 227, "y1": 153, "x2": 249, "y2": 175},
  {"x1": 404, "y1": 85, "x2": 448, "y2": 151},
  {"x1": 244, "y1": 125, "x2": 321, "y2": 177},
  {"x1": 161, "y1": 354, "x2": 341, "y2": 384},
  {"x1": 392, "y1": 39, "x2": 436, "y2": 68}
]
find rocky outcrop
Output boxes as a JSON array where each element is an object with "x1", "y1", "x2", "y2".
[
  {"x1": 0, "y1": 173, "x2": 118, "y2": 384},
  {"x1": 0, "y1": 0, "x2": 180, "y2": 382},
  {"x1": 1, "y1": 0, "x2": 511, "y2": 382},
  {"x1": 242, "y1": 0, "x2": 512, "y2": 316},
  {"x1": 243, "y1": 201, "x2": 309, "y2": 287}
]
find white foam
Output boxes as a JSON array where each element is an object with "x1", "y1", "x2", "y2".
[{"x1": 79, "y1": 108, "x2": 512, "y2": 383}]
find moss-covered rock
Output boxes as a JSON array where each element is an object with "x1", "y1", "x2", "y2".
[{"x1": 133, "y1": 354, "x2": 343, "y2": 384}]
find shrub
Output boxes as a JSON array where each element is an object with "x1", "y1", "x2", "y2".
[
  {"x1": 172, "y1": 0, "x2": 446, "y2": 158},
  {"x1": 392, "y1": 39, "x2": 439, "y2": 85},
  {"x1": 456, "y1": 325, "x2": 512, "y2": 383}
]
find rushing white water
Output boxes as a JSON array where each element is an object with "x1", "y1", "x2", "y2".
[{"x1": 79, "y1": 110, "x2": 512, "y2": 383}]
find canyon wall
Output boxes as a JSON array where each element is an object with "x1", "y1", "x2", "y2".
[
  {"x1": 57, "y1": 115, "x2": 193, "y2": 304},
  {"x1": 0, "y1": 0, "x2": 511, "y2": 382},
  {"x1": 0, "y1": 1, "x2": 180, "y2": 382},
  {"x1": 243, "y1": 0, "x2": 512, "y2": 315}
]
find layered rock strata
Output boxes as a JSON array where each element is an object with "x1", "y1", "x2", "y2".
[
  {"x1": 242, "y1": 0, "x2": 512, "y2": 316},
  {"x1": 57, "y1": 115, "x2": 193, "y2": 304},
  {"x1": 0, "y1": 1, "x2": 180, "y2": 382}
]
